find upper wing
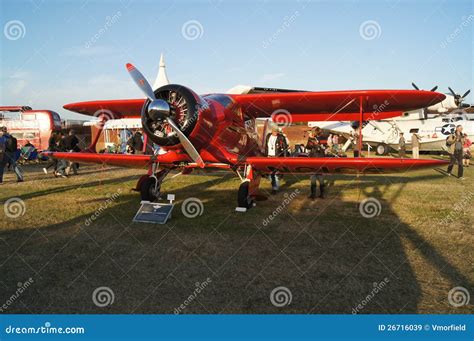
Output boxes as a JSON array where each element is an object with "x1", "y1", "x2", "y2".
[
  {"x1": 230, "y1": 90, "x2": 446, "y2": 121},
  {"x1": 63, "y1": 99, "x2": 145, "y2": 118},
  {"x1": 243, "y1": 156, "x2": 448, "y2": 174}
]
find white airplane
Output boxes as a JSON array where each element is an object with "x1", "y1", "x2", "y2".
[
  {"x1": 411, "y1": 83, "x2": 471, "y2": 113},
  {"x1": 309, "y1": 109, "x2": 473, "y2": 155},
  {"x1": 307, "y1": 83, "x2": 472, "y2": 155}
]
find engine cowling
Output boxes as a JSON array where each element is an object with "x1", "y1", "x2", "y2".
[{"x1": 141, "y1": 84, "x2": 202, "y2": 147}]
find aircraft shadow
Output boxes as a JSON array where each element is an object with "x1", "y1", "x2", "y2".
[{"x1": 0, "y1": 171, "x2": 471, "y2": 314}]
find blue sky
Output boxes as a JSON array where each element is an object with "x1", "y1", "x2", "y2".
[{"x1": 1, "y1": 0, "x2": 472, "y2": 119}]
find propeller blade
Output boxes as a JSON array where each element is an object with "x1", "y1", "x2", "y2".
[
  {"x1": 411, "y1": 82, "x2": 419, "y2": 90},
  {"x1": 448, "y1": 87, "x2": 456, "y2": 97},
  {"x1": 461, "y1": 89, "x2": 470, "y2": 98},
  {"x1": 126, "y1": 63, "x2": 156, "y2": 101},
  {"x1": 430, "y1": 86, "x2": 438, "y2": 92},
  {"x1": 166, "y1": 118, "x2": 205, "y2": 168}
]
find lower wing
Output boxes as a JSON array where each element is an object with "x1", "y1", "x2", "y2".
[
  {"x1": 42, "y1": 152, "x2": 152, "y2": 168},
  {"x1": 243, "y1": 157, "x2": 448, "y2": 174}
]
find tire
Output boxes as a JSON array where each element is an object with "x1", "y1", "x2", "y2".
[
  {"x1": 237, "y1": 181, "x2": 254, "y2": 209},
  {"x1": 140, "y1": 177, "x2": 160, "y2": 202},
  {"x1": 376, "y1": 143, "x2": 389, "y2": 156}
]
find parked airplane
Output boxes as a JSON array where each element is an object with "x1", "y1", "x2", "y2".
[
  {"x1": 309, "y1": 110, "x2": 474, "y2": 155},
  {"x1": 44, "y1": 62, "x2": 448, "y2": 210},
  {"x1": 308, "y1": 83, "x2": 472, "y2": 155},
  {"x1": 411, "y1": 83, "x2": 471, "y2": 113}
]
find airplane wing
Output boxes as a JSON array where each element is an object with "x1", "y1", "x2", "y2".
[
  {"x1": 242, "y1": 156, "x2": 448, "y2": 174},
  {"x1": 63, "y1": 99, "x2": 145, "y2": 118},
  {"x1": 63, "y1": 90, "x2": 445, "y2": 122},
  {"x1": 41, "y1": 151, "x2": 190, "y2": 169},
  {"x1": 230, "y1": 90, "x2": 446, "y2": 122}
]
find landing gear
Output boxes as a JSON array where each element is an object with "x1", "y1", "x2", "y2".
[
  {"x1": 140, "y1": 177, "x2": 161, "y2": 202},
  {"x1": 237, "y1": 181, "x2": 255, "y2": 210},
  {"x1": 235, "y1": 165, "x2": 260, "y2": 212},
  {"x1": 138, "y1": 168, "x2": 169, "y2": 202},
  {"x1": 376, "y1": 143, "x2": 389, "y2": 156}
]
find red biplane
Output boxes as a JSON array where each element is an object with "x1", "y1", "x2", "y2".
[{"x1": 45, "y1": 63, "x2": 448, "y2": 210}]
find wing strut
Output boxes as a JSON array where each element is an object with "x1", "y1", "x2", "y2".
[{"x1": 358, "y1": 96, "x2": 364, "y2": 156}]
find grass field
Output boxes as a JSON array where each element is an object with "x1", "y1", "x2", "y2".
[{"x1": 0, "y1": 158, "x2": 473, "y2": 314}]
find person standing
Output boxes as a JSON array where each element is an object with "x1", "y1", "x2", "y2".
[
  {"x1": 265, "y1": 126, "x2": 288, "y2": 194},
  {"x1": 0, "y1": 128, "x2": 7, "y2": 184},
  {"x1": 306, "y1": 127, "x2": 326, "y2": 199},
  {"x1": 64, "y1": 129, "x2": 80, "y2": 175},
  {"x1": 351, "y1": 130, "x2": 360, "y2": 157},
  {"x1": 43, "y1": 131, "x2": 60, "y2": 174},
  {"x1": 398, "y1": 132, "x2": 406, "y2": 158},
  {"x1": 446, "y1": 125, "x2": 465, "y2": 179},
  {"x1": 55, "y1": 132, "x2": 68, "y2": 178},
  {"x1": 411, "y1": 132, "x2": 421, "y2": 159},
  {"x1": 2, "y1": 127, "x2": 23, "y2": 182},
  {"x1": 462, "y1": 133, "x2": 472, "y2": 167},
  {"x1": 133, "y1": 130, "x2": 144, "y2": 154}
]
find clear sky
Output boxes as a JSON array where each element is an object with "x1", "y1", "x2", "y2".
[{"x1": 1, "y1": 0, "x2": 472, "y2": 119}]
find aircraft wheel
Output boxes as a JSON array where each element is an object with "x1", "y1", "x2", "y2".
[
  {"x1": 237, "y1": 181, "x2": 254, "y2": 209},
  {"x1": 376, "y1": 143, "x2": 389, "y2": 156},
  {"x1": 140, "y1": 177, "x2": 161, "y2": 202}
]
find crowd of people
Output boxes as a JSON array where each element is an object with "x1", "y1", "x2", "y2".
[
  {"x1": 42, "y1": 129, "x2": 81, "y2": 178},
  {"x1": 0, "y1": 125, "x2": 471, "y2": 186},
  {"x1": 264, "y1": 124, "x2": 471, "y2": 199}
]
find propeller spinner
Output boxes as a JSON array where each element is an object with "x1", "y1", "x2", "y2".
[{"x1": 126, "y1": 63, "x2": 204, "y2": 168}]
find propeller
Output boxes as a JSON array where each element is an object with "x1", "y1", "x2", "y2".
[
  {"x1": 126, "y1": 63, "x2": 205, "y2": 168},
  {"x1": 448, "y1": 87, "x2": 471, "y2": 107},
  {"x1": 411, "y1": 82, "x2": 438, "y2": 92}
]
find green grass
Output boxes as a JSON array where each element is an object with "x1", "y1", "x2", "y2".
[{"x1": 0, "y1": 159, "x2": 473, "y2": 314}]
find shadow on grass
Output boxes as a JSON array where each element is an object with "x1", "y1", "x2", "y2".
[{"x1": 0, "y1": 170, "x2": 471, "y2": 314}]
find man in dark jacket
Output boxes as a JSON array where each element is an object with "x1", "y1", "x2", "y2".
[
  {"x1": 265, "y1": 127, "x2": 289, "y2": 194},
  {"x1": 306, "y1": 127, "x2": 326, "y2": 199},
  {"x1": 55, "y1": 132, "x2": 69, "y2": 178},
  {"x1": 64, "y1": 130, "x2": 80, "y2": 175},
  {"x1": 2, "y1": 127, "x2": 23, "y2": 182}
]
